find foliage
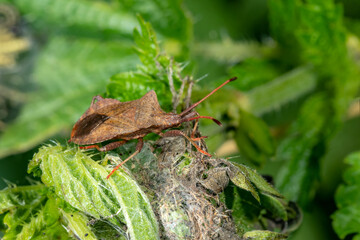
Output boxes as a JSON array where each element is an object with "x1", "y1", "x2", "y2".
[
  {"x1": 29, "y1": 143, "x2": 158, "y2": 239},
  {"x1": 268, "y1": 0, "x2": 360, "y2": 206},
  {"x1": 106, "y1": 16, "x2": 183, "y2": 111},
  {"x1": 0, "y1": 7, "x2": 299, "y2": 239},
  {"x1": 1, "y1": 0, "x2": 360, "y2": 239},
  {"x1": 332, "y1": 152, "x2": 360, "y2": 239},
  {"x1": 0, "y1": 0, "x2": 190, "y2": 158}
]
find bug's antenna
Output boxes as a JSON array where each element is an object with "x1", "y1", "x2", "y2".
[{"x1": 179, "y1": 77, "x2": 237, "y2": 117}]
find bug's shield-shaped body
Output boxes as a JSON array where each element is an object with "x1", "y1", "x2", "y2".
[{"x1": 69, "y1": 90, "x2": 180, "y2": 145}]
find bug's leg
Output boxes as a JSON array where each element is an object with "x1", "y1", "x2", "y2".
[
  {"x1": 190, "y1": 118, "x2": 199, "y2": 138},
  {"x1": 189, "y1": 118, "x2": 208, "y2": 141},
  {"x1": 80, "y1": 140, "x2": 127, "y2": 152},
  {"x1": 79, "y1": 144, "x2": 102, "y2": 151},
  {"x1": 106, "y1": 138, "x2": 144, "y2": 179},
  {"x1": 160, "y1": 130, "x2": 211, "y2": 157}
]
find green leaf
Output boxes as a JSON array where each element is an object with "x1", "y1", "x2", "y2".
[
  {"x1": 119, "y1": 0, "x2": 192, "y2": 54},
  {"x1": 228, "y1": 162, "x2": 282, "y2": 201},
  {"x1": 268, "y1": 0, "x2": 360, "y2": 207},
  {"x1": 0, "y1": 1, "x2": 192, "y2": 158},
  {"x1": 276, "y1": 94, "x2": 327, "y2": 203},
  {"x1": 193, "y1": 39, "x2": 264, "y2": 64},
  {"x1": 133, "y1": 16, "x2": 161, "y2": 73},
  {"x1": 12, "y1": 198, "x2": 67, "y2": 240},
  {"x1": 61, "y1": 210, "x2": 98, "y2": 240},
  {"x1": 1, "y1": 188, "x2": 69, "y2": 240},
  {"x1": 0, "y1": 184, "x2": 47, "y2": 214},
  {"x1": 244, "y1": 65, "x2": 317, "y2": 116},
  {"x1": 0, "y1": 37, "x2": 138, "y2": 158},
  {"x1": 106, "y1": 16, "x2": 183, "y2": 112},
  {"x1": 269, "y1": 0, "x2": 347, "y2": 67},
  {"x1": 243, "y1": 230, "x2": 287, "y2": 240},
  {"x1": 106, "y1": 71, "x2": 170, "y2": 107},
  {"x1": 229, "y1": 58, "x2": 280, "y2": 91},
  {"x1": 237, "y1": 164, "x2": 282, "y2": 198},
  {"x1": 228, "y1": 162, "x2": 288, "y2": 223},
  {"x1": 234, "y1": 109, "x2": 275, "y2": 166},
  {"x1": 332, "y1": 152, "x2": 360, "y2": 239},
  {"x1": 269, "y1": 0, "x2": 360, "y2": 119},
  {"x1": 228, "y1": 163, "x2": 259, "y2": 202},
  {"x1": 230, "y1": 186, "x2": 260, "y2": 235},
  {"x1": 234, "y1": 129, "x2": 267, "y2": 167},
  {"x1": 10, "y1": 0, "x2": 137, "y2": 36},
  {"x1": 29, "y1": 144, "x2": 159, "y2": 240},
  {"x1": 229, "y1": 184, "x2": 295, "y2": 236},
  {"x1": 8, "y1": 0, "x2": 192, "y2": 56},
  {"x1": 260, "y1": 193, "x2": 287, "y2": 221}
]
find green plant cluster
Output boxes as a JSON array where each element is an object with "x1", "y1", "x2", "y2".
[
  {"x1": 0, "y1": 0, "x2": 359, "y2": 239},
  {"x1": 1, "y1": 15, "x2": 295, "y2": 239},
  {"x1": 332, "y1": 152, "x2": 360, "y2": 239}
]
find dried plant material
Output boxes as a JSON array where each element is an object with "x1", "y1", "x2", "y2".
[{"x1": 154, "y1": 136, "x2": 241, "y2": 240}]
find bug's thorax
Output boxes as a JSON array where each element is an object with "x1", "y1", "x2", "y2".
[{"x1": 156, "y1": 111, "x2": 182, "y2": 129}]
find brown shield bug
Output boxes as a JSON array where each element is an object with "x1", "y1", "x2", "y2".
[{"x1": 69, "y1": 77, "x2": 237, "y2": 178}]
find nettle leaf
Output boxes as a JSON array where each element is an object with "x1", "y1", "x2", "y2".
[
  {"x1": 245, "y1": 65, "x2": 317, "y2": 116},
  {"x1": 259, "y1": 193, "x2": 287, "y2": 221},
  {"x1": 234, "y1": 109, "x2": 275, "y2": 166},
  {"x1": 0, "y1": 37, "x2": 138, "y2": 158},
  {"x1": 243, "y1": 230, "x2": 287, "y2": 240},
  {"x1": 230, "y1": 186, "x2": 259, "y2": 235},
  {"x1": 229, "y1": 183, "x2": 295, "y2": 237},
  {"x1": 62, "y1": 210, "x2": 98, "y2": 240},
  {"x1": 0, "y1": 184, "x2": 47, "y2": 214},
  {"x1": 237, "y1": 164, "x2": 282, "y2": 198},
  {"x1": 226, "y1": 161, "x2": 293, "y2": 238},
  {"x1": 107, "y1": 17, "x2": 183, "y2": 111},
  {"x1": 132, "y1": 16, "x2": 182, "y2": 86},
  {"x1": 276, "y1": 94, "x2": 327, "y2": 203},
  {"x1": 9, "y1": 0, "x2": 137, "y2": 35},
  {"x1": 1, "y1": 187, "x2": 69, "y2": 240},
  {"x1": 268, "y1": 0, "x2": 360, "y2": 206},
  {"x1": 229, "y1": 58, "x2": 280, "y2": 91},
  {"x1": 332, "y1": 152, "x2": 360, "y2": 239},
  {"x1": 106, "y1": 71, "x2": 170, "y2": 107},
  {"x1": 228, "y1": 165, "x2": 260, "y2": 202},
  {"x1": 193, "y1": 40, "x2": 263, "y2": 64},
  {"x1": 133, "y1": 16, "x2": 161, "y2": 73},
  {"x1": 228, "y1": 162, "x2": 287, "y2": 222},
  {"x1": 0, "y1": 1, "x2": 191, "y2": 159},
  {"x1": 269, "y1": 0, "x2": 360, "y2": 119},
  {"x1": 29, "y1": 144, "x2": 159, "y2": 240},
  {"x1": 119, "y1": 0, "x2": 191, "y2": 47},
  {"x1": 9, "y1": 198, "x2": 67, "y2": 240}
]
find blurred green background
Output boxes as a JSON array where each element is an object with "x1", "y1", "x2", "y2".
[{"x1": 0, "y1": 0, "x2": 360, "y2": 239}]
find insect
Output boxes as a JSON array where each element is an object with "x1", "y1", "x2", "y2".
[{"x1": 69, "y1": 77, "x2": 237, "y2": 179}]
